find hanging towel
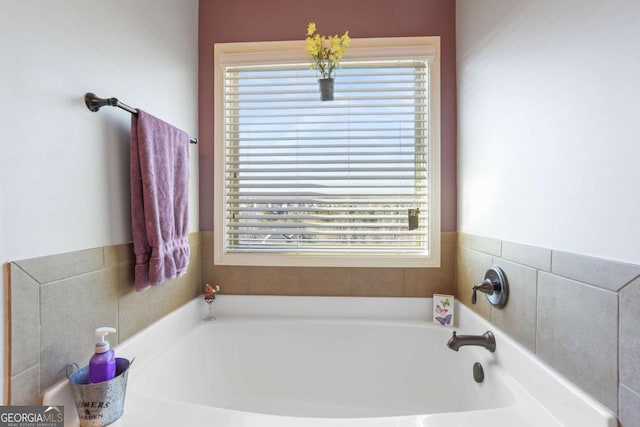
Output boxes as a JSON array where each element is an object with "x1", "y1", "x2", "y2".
[{"x1": 130, "y1": 109, "x2": 190, "y2": 291}]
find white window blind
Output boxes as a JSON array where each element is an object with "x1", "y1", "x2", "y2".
[{"x1": 215, "y1": 39, "x2": 441, "y2": 268}]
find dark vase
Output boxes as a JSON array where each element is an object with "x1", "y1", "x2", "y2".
[{"x1": 318, "y1": 77, "x2": 334, "y2": 101}]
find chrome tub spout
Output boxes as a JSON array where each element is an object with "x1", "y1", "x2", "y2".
[{"x1": 447, "y1": 331, "x2": 496, "y2": 353}]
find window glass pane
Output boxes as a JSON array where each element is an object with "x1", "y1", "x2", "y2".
[{"x1": 223, "y1": 60, "x2": 430, "y2": 256}]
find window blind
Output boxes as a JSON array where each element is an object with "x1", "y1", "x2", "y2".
[{"x1": 222, "y1": 60, "x2": 430, "y2": 256}]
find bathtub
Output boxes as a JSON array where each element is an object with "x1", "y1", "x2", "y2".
[{"x1": 43, "y1": 296, "x2": 616, "y2": 427}]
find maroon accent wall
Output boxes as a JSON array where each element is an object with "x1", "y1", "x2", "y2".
[{"x1": 199, "y1": 0, "x2": 457, "y2": 231}]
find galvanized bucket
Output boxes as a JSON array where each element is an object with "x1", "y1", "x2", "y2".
[{"x1": 67, "y1": 358, "x2": 132, "y2": 427}]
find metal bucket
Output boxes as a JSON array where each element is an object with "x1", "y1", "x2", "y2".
[{"x1": 67, "y1": 358, "x2": 132, "y2": 427}]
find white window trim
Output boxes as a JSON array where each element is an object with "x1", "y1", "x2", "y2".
[{"x1": 213, "y1": 37, "x2": 441, "y2": 268}]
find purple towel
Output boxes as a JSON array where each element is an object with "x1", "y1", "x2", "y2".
[{"x1": 130, "y1": 109, "x2": 190, "y2": 291}]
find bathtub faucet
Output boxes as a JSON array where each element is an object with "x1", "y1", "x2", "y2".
[{"x1": 447, "y1": 331, "x2": 496, "y2": 353}]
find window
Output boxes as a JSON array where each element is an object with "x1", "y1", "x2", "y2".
[{"x1": 214, "y1": 38, "x2": 440, "y2": 268}]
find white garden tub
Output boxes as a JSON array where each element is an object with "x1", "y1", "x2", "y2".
[{"x1": 43, "y1": 296, "x2": 616, "y2": 427}]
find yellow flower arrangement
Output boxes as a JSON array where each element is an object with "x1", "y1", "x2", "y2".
[{"x1": 305, "y1": 22, "x2": 350, "y2": 79}]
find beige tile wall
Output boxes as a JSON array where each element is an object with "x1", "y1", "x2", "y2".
[
  {"x1": 8, "y1": 231, "x2": 455, "y2": 405},
  {"x1": 201, "y1": 231, "x2": 457, "y2": 297},
  {"x1": 10, "y1": 229, "x2": 637, "y2": 424},
  {"x1": 6, "y1": 233, "x2": 202, "y2": 405},
  {"x1": 457, "y1": 232, "x2": 640, "y2": 425}
]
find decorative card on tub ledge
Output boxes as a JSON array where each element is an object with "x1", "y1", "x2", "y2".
[{"x1": 433, "y1": 294, "x2": 454, "y2": 327}]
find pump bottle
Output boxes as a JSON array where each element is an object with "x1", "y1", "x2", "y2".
[{"x1": 88, "y1": 327, "x2": 116, "y2": 384}]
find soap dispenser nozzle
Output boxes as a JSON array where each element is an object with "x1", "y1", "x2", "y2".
[{"x1": 95, "y1": 327, "x2": 116, "y2": 353}]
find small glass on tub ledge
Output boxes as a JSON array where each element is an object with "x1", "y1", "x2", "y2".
[{"x1": 203, "y1": 283, "x2": 221, "y2": 321}]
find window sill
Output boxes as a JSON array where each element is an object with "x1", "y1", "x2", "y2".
[{"x1": 214, "y1": 251, "x2": 441, "y2": 268}]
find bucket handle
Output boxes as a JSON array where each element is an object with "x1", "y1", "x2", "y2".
[{"x1": 66, "y1": 362, "x2": 80, "y2": 379}]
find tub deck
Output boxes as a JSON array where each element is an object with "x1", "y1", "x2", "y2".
[{"x1": 43, "y1": 296, "x2": 616, "y2": 427}]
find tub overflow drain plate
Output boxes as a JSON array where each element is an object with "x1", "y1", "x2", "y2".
[{"x1": 473, "y1": 362, "x2": 485, "y2": 383}]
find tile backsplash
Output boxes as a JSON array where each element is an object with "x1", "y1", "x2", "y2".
[
  {"x1": 7, "y1": 233, "x2": 202, "y2": 405},
  {"x1": 9, "y1": 229, "x2": 638, "y2": 426},
  {"x1": 7, "y1": 231, "x2": 455, "y2": 405},
  {"x1": 457, "y1": 232, "x2": 640, "y2": 425},
  {"x1": 201, "y1": 231, "x2": 457, "y2": 297}
]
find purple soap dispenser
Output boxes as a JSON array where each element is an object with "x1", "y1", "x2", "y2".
[{"x1": 88, "y1": 327, "x2": 117, "y2": 384}]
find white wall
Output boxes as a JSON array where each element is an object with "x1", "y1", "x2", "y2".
[
  {"x1": 457, "y1": 0, "x2": 640, "y2": 265},
  {"x1": 0, "y1": 0, "x2": 199, "y2": 403}
]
